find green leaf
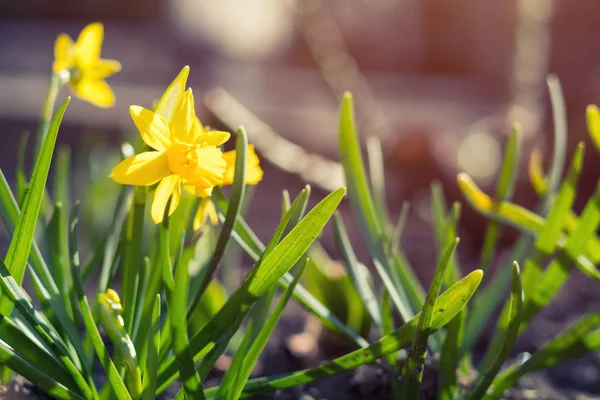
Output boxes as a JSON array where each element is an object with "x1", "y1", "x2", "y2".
[
  {"x1": 381, "y1": 292, "x2": 402, "y2": 399},
  {"x1": 141, "y1": 294, "x2": 161, "y2": 400},
  {"x1": 157, "y1": 188, "x2": 346, "y2": 393},
  {"x1": 390, "y1": 201, "x2": 410, "y2": 254},
  {"x1": 479, "y1": 124, "x2": 521, "y2": 273},
  {"x1": 586, "y1": 104, "x2": 600, "y2": 152},
  {"x1": 468, "y1": 262, "x2": 523, "y2": 400},
  {"x1": 333, "y1": 212, "x2": 382, "y2": 326},
  {"x1": 0, "y1": 97, "x2": 70, "y2": 316},
  {"x1": 523, "y1": 181, "x2": 600, "y2": 325},
  {"x1": 545, "y1": 75, "x2": 568, "y2": 204},
  {"x1": 404, "y1": 238, "x2": 459, "y2": 397},
  {"x1": 205, "y1": 269, "x2": 484, "y2": 398},
  {"x1": 366, "y1": 135, "x2": 389, "y2": 224},
  {"x1": 438, "y1": 307, "x2": 466, "y2": 400},
  {"x1": 122, "y1": 186, "x2": 146, "y2": 334},
  {"x1": 0, "y1": 335, "x2": 84, "y2": 400},
  {"x1": 220, "y1": 259, "x2": 307, "y2": 400},
  {"x1": 162, "y1": 225, "x2": 204, "y2": 399},
  {"x1": 0, "y1": 169, "x2": 86, "y2": 371},
  {"x1": 69, "y1": 203, "x2": 131, "y2": 400},
  {"x1": 487, "y1": 310, "x2": 600, "y2": 398},
  {"x1": 194, "y1": 127, "x2": 248, "y2": 300},
  {"x1": 0, "y1": 259, "x2": 95, "y2": 398},
  {"x1": 213, "y1": 188, "x2": 368, "y2": 347},
  {"x1": 16, "y1": 131, "x2": 29, "y2": 206},
  {"x1": 534, "y1": 143, "x2": 584, "y2": 256}
]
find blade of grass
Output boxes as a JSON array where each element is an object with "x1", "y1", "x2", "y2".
[
  {"x1": 438, "y1": 307, "x2": 467, "y2": 400},
  {"x1": 162, "y1": 223, "x2": 204, "y2": 399},
  {"x1": 381, "y1": 291, "x2": 402, "y2": 399},
  {"x1": 479, "y1": 124, "x2": 521, "y2": 273},
  {"x1": 333, "y1": 212, "x2": 382, "y2": 326},
  {"x1": 586, "y1": 104, "x2": 600, "y2": 152},
  {"x1": 487, "y1": 311, "x2": 600, "y2": 398},
  {"x1": 157, "y1": 188, "x2": 346, "y2": 393},
  {"x1": 0, "y1": 169, "x2": 85, "y2": 370},
  {"x1": 205, "y1": 269, "x2": 484, "y2": 399},
  {"x1": 141, "y1": 294, "x2": 161, "y2": 400},
  {"x1": 0, "y1": 337, "x2": 84, "y2": 400},
  {"x1": 467, "y1": 262, "x2": 523, "y2": 400},
  {"x1": 390, "y1": 201, "x2": 409, "y2": 254},
  {"x1": 221, "y1": 259, "x2": 308, "y2": 400},
  {"x1": 0, "y1": 97, "x2": 70, "y2": 316},
  {"x1": 523, "y1": 181, "x2": 600, "y2": 325},
  {"x1": 339, "y1": 92, "x2": 421, "y2": 320},
  {"x1": 193, "y1": 127, "x2": 248, "y2": 302},
  {"x1": 366, "y1": 135, "x2": 389, "y2": 224},
  {"x1": 212, "y1": 189, "x2": 368, "y2": 347},
  {"x1": 544, "y1": 75, "x2": 568, "y2": 207},
  {"x1": 404, "y1": 238, "x2": 459, "y2": 397},
  {"x1": 122, "y1": 187, "x2": 146, "y2": 334},
  {"x1": 69, "y1": 202, "x2": 132, "y2": 400},
  {"x1": 16, "y1": 131, "x2": 29, "y2": 205},
  {"x1": 0, "y1": 259, "x2": 95, "y2": 398}
]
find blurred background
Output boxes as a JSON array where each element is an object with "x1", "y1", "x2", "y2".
[{"x1": 1, "y1": 0, "x2": 600, "y2": 278}]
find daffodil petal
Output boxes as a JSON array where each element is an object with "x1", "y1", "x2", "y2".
[
  {"x1": 183, "y1": 184, "x2": 212, "y2": 198},
  {"x1": 171, "y1": 89, "x2": 196, "y2": 143},
  {"x1": 87, "y1": 58, "x2": 121, "y2": 79},
  {"x1": 71, "y1": 78, "x2": 115, "y2": 108},
  {"x1": 75, "y1": 22, "x2": 103, "y2": 65},
  {"x1": 130, "y1": 106, "x2": 171, "y2": 151},
  {"x1": 188, "y1": 146, "x2": 226, "y2": 190},
  {"x1": 222, "y1": 145, "x2": 264, "y2": 185},
  {"x1": 53, "y1": 33, "x2": 75, "y2": 73},
  {"x1": 151, "y1": 175, "x2": 181, "y2": 224},
  {"x1": 193, "y1": 198, "x2": 219, "y2": 230},
  {"x1": 109, "y1": 152, "x2": 170, "y2": 186},
  {"x1": 198, "y1": 130, "x2": 231, "y2": 146},
  {"x1": 156, "y1": 66, "x2": 189, "y2": 124}
]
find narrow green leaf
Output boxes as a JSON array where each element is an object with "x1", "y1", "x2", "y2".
[
  {"x1": 366, "y1": 135, "x2": 389, "y2": 223},
  {"x1": 122, "y1": 186, "x2": 146, "y2": 334},
  {"x1": 69, "y1": 203, "x2": 131, "y2": 400},
  {"x1": 0, "y1": 169, "x2": 86, "y2": 371},
  {"x1": 586, "y1": 104, "x2": 600, "y2": 152},
  {"x1": 523, "y1": 181, "x2": 600, "y2": 325},
  {"x1": 222, "y1": 259, "x2": 307, "y2": 400},
  {"x1": 0, "y1": 336, "x2": 84, "y2": 400},
  {"x1": 487, "y1": 310, "x2": 600, "y2": 399},
  {"x1": 390, "y1": 201, "x2": 409, "y2": 254},
  {"x1": 212, "y1": 189, "x2": 368, "y2": 347},
  {"x1": 205, "y1": 270, "x2": 484, "y2": 398},
  {"x1": 157, "y1": 188, "x2": 346, "y2": 393},
  {"x1": 0, "y1": 259, "x2": 95, "y2": 398},
  {"x1": 141, "y1": 294, "x2": 161, "y2": 400},
  {"x1": 381, "y1": 292, "x2": 402, "y2": 399},
  {"x1": 438, "y1": 308, "x2": 466, "y2": 400},
  {"x1": 16, "y1": 131, "x2": 29, "y2": 205},
  {"x1": 545, "y1": 75, "x2": 568, "y2": 204},
  {"x1": 0, "y1": 97, "x2": 70, "y2": 316},
  {"x1": 163, "y1": 226, "x2": 203, "y2": 399},
  {"x1": 0, "y1": 314, "x2": 76, "y2": 392},
  {"x1": 404, "y1": 238, "x2": 459, "y2": 397},
  {"x1": 535, "y1": 143, "x2": 584, "y2": 255},
  {"x1": 333, "y1": 212, "x2": 382, "y2": 326},
  {"x1": 480, "y1": 125, "x2": 521, "y2": 273},
  {"x1": 468, "y1": 262, "x2": 523, "y2": 400},
  {"x1": 195, "y1": 127, "x2": 248, "y2": 299}
]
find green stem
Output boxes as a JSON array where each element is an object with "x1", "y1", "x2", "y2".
[{"x1": 34, "y1": 73, "x2": 65, "y2": 161}]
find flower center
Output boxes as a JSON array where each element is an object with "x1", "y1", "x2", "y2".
[
  {"x1": 167, "y1": 143, "x2": 197, "y2": 180},
  {"x1": 166, "y1": 143, "x2": 225, "y2": 190}
]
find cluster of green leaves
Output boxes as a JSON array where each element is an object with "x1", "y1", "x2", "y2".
[{"x1": 0, "y1": 74, "x2": 597, "y2": 400}]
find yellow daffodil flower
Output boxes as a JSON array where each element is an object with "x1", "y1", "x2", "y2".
[
  {"x1": 110, "y1": 87, "x2": 231, "y2": 224},
  {"x1": 193, "y1": 144, "x2": 263, "y2": 230},
  {"x1": 53, "y1": 22, "x2": 121, "y2": 108}
]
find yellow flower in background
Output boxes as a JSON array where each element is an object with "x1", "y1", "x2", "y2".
[
  {"x1": 193, "y1": 144, "x2": 263, "y2": 230},
  {"x1": 53, "y1": 22, "x2": 121, "y2": 108},
  {"x1": 110, "y1": 88, "x2": 230, "y2": 224}
]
